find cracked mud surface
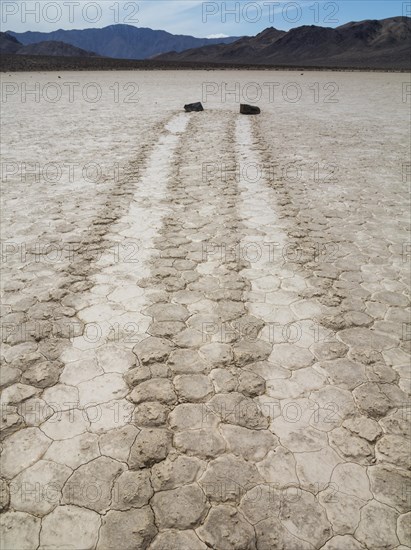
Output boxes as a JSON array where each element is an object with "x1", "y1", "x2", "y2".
[{"x1": 1, "y1": 71, "x2": 410, "y2": 550}]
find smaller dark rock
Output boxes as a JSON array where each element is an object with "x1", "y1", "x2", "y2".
[
  {"x1": 240, "y1": 104, "x2": 260, "y2": 115},
  {"x1": 184, "y1": 102, "x2": 204, "y2": 112}
]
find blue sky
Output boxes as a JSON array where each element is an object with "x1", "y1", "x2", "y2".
[{"x1": 2, "y1": 0, "x2": 409, "y2": 36}]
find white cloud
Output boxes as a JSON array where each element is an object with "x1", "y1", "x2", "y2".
[{"x1": 206, "y1": 33, "x2": 229, "y2": 38}]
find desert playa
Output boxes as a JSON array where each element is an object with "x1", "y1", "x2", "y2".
[{"x1": 1, "y1": 70, "x2": 410, "y2": 549}]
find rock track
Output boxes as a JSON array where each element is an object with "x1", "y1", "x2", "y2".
[{"x1": 1, "y1": 110, "x2": 410, "y2": 550}]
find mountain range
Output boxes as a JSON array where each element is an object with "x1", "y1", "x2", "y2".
[
  {"x1": 2, "y1": 17, "x2": 410, "y2": 70},
  {"x1": 155, "y1": 16, "x2": 411, "y2": 69},
  {"x1": 0, "y1": 32, "x2": 97, "y2": 57},
  {"x1": 6, "y1": 25, "x2": 241, "y2": 59}
]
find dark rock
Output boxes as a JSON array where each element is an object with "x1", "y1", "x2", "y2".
[
  {"x1": 240, "y1": 104, "x2": 260, "y2": 115},
  {"x1": 184, "y1": 102, "x2": 204, "y2": 112}
]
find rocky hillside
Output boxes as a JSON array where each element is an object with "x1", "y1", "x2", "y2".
[
  {"x1": 155, "y1": 17, "x2": 411, "y2": 69},
  {"x1": 0, "y1": 32, "x2": 97, "y2": 57}
]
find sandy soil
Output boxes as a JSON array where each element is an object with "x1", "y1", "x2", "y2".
[{"x1": 1, "y1": 70, "x2": 410, "y2": 549}]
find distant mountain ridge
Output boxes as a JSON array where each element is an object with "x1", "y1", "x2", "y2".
[
  {"x1": 155, "y1": 16, "x2": 411, "y2": 69},
  {"x1": 0, "y1": 32, "x2": 21, "y2": 54},
  {"x1": 0, "y1": 32, "x2": 97, "y2": 57},
  {"x1": 4, "y1": 17, "x2": 409, "y2": 69},
  {"x1": 7, "y1": 25, "x2": 242, "y2": 60}
]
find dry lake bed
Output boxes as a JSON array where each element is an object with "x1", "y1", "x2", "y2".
[{"x1": 1, "y1": 70, "x2": 410, "y2": 549}]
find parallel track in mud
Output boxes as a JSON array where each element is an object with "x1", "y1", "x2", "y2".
[{"x1": 1, "y1": 110, "x2": 410, "y2": 550}]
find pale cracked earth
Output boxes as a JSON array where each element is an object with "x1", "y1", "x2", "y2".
[{"x1": 0, "y1": 71, "x2": 410, "y2": 550}]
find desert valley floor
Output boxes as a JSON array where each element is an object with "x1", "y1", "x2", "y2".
[{"x1": 0, "y1": 70, "x2": 410, "y2": 549}]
